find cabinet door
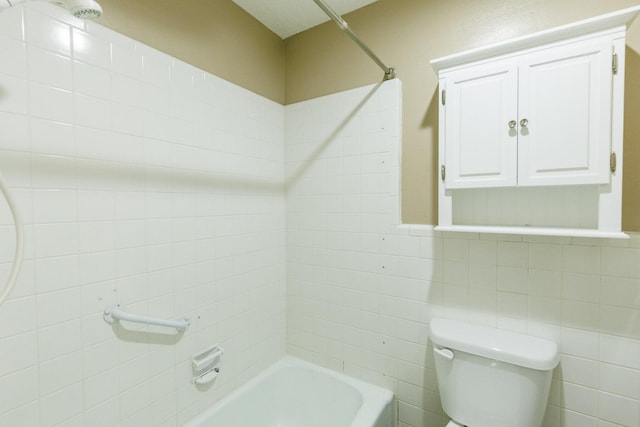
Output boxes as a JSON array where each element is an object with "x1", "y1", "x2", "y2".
[
  {"x1": 518, "y1": 37, "x2": 613, "y2": 186},
  {"x1": 444, "y1": 61, "x2": 518, "y2": 189}
]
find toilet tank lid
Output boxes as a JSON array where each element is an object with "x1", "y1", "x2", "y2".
[{"x1": 429, "y1": 318, "x2": 560, "y2": 371}]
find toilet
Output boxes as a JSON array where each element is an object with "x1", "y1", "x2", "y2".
[{"x1": 429, "y1": 318, "x2": 560, "y2": 427}]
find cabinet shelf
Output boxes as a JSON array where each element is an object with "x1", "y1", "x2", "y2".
[{"x1": 435, "y1": 225, "x2": 628, "y2": 240}]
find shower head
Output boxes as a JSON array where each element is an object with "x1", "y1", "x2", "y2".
[
  {"x1": 59, "y1": 0, "x2": 102, "y2": 19},
  {"x1": 0, "y1": 0, "x2": 102, "y2": 20}
]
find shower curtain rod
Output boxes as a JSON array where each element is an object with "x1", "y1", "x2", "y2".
[{"x1": 311, "y1": 0, "x2": 396, "y2": 80}]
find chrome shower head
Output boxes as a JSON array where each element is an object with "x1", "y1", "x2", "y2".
[
  {"x1": 60, "y1": 0, "x2": 102, "y2": 19},
  {"x1": 0, "y1": 0, "x2": 103, "y2": 20}
]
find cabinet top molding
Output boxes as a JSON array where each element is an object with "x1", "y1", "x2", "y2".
[{"x1": 431, "y1": 6, "x2": 640, "y2": 72}]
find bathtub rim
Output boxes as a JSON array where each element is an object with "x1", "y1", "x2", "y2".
[{"x1": 183, "y1": 355, "x2": 395, "y2": 427}]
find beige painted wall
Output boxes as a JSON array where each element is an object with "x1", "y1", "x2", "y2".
[
  {"x1": 95, "y1": 0, "x2": 640, "y2": 230},
  {"x1": 97, "y1": 0, "x2": 285, "y2": 104},
  {"x1": 285, "y1": 0, "x2": 640, "y2": 230}
]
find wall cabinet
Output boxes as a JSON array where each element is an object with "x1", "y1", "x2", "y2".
[
  {"x1": 431, "y1": 7, "x2": 639, "y2": 238},
  {"x1": 444, "y1": 37, "x2": 612, "y2": 189}
]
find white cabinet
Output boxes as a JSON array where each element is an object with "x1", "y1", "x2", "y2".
[
  {"x1": 444, "y1": 60, "x2": 518, "y2": 189},
  {"x1": 432, "y1": 7, "x2": 640, "y2": 238},
  {"x1": 443, "y1": 36, "x2": 612, "y2": 190},
  {"x1": 518, "y1": 37, "x2": 613, "y2": 187}
]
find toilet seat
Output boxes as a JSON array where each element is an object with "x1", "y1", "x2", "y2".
[{"x1": 446, "y1": 421, "x2": 464, "y2": 427}]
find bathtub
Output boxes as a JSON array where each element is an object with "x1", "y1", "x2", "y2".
[{"x1": 184, "y1": 356, "x2": 395, "y2": 427}]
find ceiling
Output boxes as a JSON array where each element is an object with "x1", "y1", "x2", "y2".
[{"x1": 232, "y1": 0, "x2": 379, "y2": 39}]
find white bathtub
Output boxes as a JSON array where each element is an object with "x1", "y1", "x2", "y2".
[{"x1": 184, "y1": 356, "x2": 395, "y2": 427}]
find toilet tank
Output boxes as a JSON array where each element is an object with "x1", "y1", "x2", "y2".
[{"x1": 430, "y1": 318, "x2": 560, "y2": 427}]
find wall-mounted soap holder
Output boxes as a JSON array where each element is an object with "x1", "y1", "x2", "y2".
[{"x1": 192, "y1": 344, "x2": 224, "y2": 385}]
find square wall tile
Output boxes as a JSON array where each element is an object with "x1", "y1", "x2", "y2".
[
  {"x1": 599, "y1": 363, "x2": 640, "y2": 400},
  {"x1": 498, "y1": 241, "x2": 529, "y2": 267},
  {"x1": 563, "y1": 272, "x2": 600, "y2": 303},
  {"x1": 36, "y1": 287, "x2": 81, "y2": 327},
  {"x1": 600, "y1": 275, "x2": 640, "y2": 309},
  {"x1": 73, "y1": 60, "x2": 110, "y2": 99},
  {"x1": 74, "y1": 93, "x2": 111, "y2": 130},
  {"x1": 72, "y1": 27, "x2": 110, "y2": 69},
  {"x1": 0, "y1": 112, "x2": 29, "y2": 151},
  {"x1": 0, "y1": 368, "x2": 39, "y2": 416},
  {"x1": 37, "y1": 319, "x2": 82, "y2": 362},
  {"x1": 30, "y1": 118, "x2": 75, "y2": 156},
  {"x1": 0, "y1": 296, "x2": 36, "y2": 339},
  {"x1": 39, "y1": 382, "x2": 83, "y2": 427},
  {"x1": 111, "y1": 42, "x2": 142, "y2": 79},
  {"x1": 27, "y1": 45, "x2": 72, "y2": 90},
  {"x1": 598, "y1": 391, "x2": 640, "y2": 426},
  {"x1": 38, "y1": 351, "x2": 82, "y2": 396},
  {"x1": 0, "y1": 332, "x2": 37, "y2": 377},
  {"x1": 0, "y1": 5, "x2": 25, "y2": 41},
  {"x1": 0, "y1": 36, "x2": 27, "y2": 78},
  {"x1": 602, "y1": 247, "x2": 640, "y2": 278},
  {"x1": 29, "y1": 83, "x2": 73, "y2": 123},
  {"x1": 0, "y1": 74, "x2": 28, "y2": 115},
  {"x1": 562, "y1": 245, "x2": 600, "y2": 275},
  {"x1": 25, "y1": 8, "x2": 71, "y2": 56}
]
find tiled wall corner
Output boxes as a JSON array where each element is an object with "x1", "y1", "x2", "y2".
[
  {"x1": 0, "y1": 3, "x2": 286, "y2": 426},
  {"x1": 285, "y1": 81, "x2": 640, "y2": 427}
]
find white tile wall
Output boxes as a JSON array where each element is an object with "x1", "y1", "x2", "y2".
[
  {"x1": 285, "y1": 79, "x2": 640, "y2": 427},
  {"x1": 0, "y1": 3, "x2": 285, "y2": 426}
]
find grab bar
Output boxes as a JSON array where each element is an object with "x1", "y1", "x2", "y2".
[{"x1": 103, "y1": 304, "x2": 190, "y2": 332}]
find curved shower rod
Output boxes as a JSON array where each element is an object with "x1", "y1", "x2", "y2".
[{"x1": 312, "y1": 0, "x2": 396, "y2": 81}]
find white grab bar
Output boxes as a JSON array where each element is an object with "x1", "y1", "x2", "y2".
[{"x1": 103, "y1": 304, "x2": 190, "y2": 332}]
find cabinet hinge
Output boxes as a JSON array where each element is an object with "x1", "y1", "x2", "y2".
[
  {"x1": 442, "y1": 89, "x2": 446, "y2": 106},
  {"x1": 612, "y1": 52, "x2": 618, "y2": 74},
  {"x1": 441, "y1": 164, "x2": 446, "y2": 181},
  {"x1": 610, "y1": 152, "x2": 617, "y2": 173}
]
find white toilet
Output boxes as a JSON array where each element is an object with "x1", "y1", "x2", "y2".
[{"x1": 429, "y1": 318, "x2": 560, "y2": 427}]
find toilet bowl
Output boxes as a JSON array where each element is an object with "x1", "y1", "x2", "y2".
[{"x1": 430, "y1": 318, "x2": 560, "y2": 427}]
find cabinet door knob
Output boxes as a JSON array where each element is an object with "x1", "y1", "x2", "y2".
[
  {"x1": 520, "y1": 118, "x2": 529, "y2": 127},
  {"x1": 508, "y1": 120, "x2": 517, "y2": 129}
]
